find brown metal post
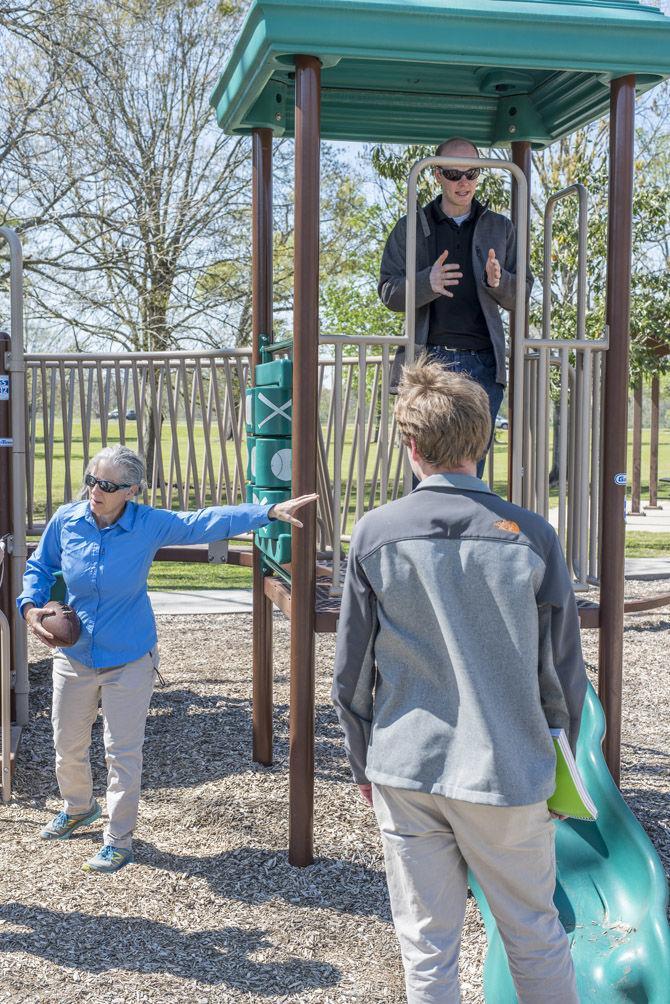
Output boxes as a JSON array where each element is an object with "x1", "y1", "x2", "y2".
[
  {"x1": 508, "y1": 141, "x2": 532, "y2": 500},
  {"x1": 629, "y1": 377, "x2": 643, "y2": 515},
  {"x1": 289, "y1": 54, "x2": 320, "y2": 867},
  {"x1": 251, "y1": 128, "x2": 275, "y2": 766},
  {"x1": 0, "y1": 333, "x2": 12, "y2": 705},
  {"x1": 598, "y1": 75, "x2": 635, "y2": 786},
  {"x1": 647, "y1": 374, "x2": 661, "y2": 510}
]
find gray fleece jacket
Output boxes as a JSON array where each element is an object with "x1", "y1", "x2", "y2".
[
  {"x1": 332, "y1": 474, "x2": 587, "y2": 806},
  {"x1": 378, "y1": 200, "x2": 534, "y2": 388}
]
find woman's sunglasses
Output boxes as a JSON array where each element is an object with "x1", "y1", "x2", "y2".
[
  {"x1": 85, "y1": 473, "x2": 132, "y2": 494},
  {"x1": 439, "y1": 168, "x2": 481, "y2": 182}
]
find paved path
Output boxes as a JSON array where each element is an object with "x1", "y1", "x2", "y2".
[
  {"x1": 149, "y1": 588, "x2": 253, "y2": 615},
  {"x1": 548, "y1": 499, "x2": 670, "y2": 534}
]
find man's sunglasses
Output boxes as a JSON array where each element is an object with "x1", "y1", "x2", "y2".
[
  {"x1": 439, "y1": 168, "x2": 481, "y2": 182},
  {"x1": 85, "y1": 473, "x2": 132, "y2": 494}
]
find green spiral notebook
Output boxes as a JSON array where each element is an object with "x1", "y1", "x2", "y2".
[{"x1": 548, "y1": 728, "x2": 598, "y2": 821}]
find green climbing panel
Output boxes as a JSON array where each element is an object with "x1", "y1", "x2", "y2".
[{"x1": 246, "y1": 355, "x2": 293, "y2": 567}]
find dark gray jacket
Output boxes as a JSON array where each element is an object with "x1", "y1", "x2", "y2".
[
  {"x1": 332, "y1": 474, "x2": 586, "y2": 806},
  {"x1": 378, "y1": 201, "x2": 534, "y2": 388}
]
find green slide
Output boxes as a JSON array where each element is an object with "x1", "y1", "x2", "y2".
[{"x1": 470, "y1": 683, "x2": 670, "y2": 1002}]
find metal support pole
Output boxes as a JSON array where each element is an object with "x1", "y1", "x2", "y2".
[
  {"x1": 630, "y1": 377, "x2": 643, "y2": 516},
  {"x1": 0, "y1": 227, "x2": 27, "y2": 725},
  {"x1": 599, "y1": 76, "x2": 635, "y2": 786},
  {"x1": 508, "y1": 141, "x2": 532, "y2": 501},
  {"x1": 646, "y1": 374, "x2": 661, "y2": 510},
  {"x1": 0, "y1": 334, "x2": 12, "y2": 681},
  {"x1": 1, "y1": 611, "x2": 10, "y2": 802},
  {"x1": 289, "y1": 54, "x2": 320, "y2": 867},
  {"x1": 251, "y1": 128, "x2": 274, "y2": 766}
]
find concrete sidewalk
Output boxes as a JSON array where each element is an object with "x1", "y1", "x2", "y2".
[
  {"x1": 149, "y1": 588, "x2": 253, "y2": 615},
  {"x1": 548, "y1": 500, "x2": 670, "y2": 534}
]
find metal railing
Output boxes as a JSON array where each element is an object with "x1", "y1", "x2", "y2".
[
  {"x1": 0, "y1": 609, "x2": 10, "y2": 802},
  {"x1": 405, "y1": 155, "x2": 528, "y2": 500},
  {"x1": 1, "y1": 226, "x2": 28, "y2": 726},
  {"x1": 25, "y1": 349, "x2": 253, "y2": 532},
  {"x1": 526, "y1": 183, "x2": 608, "y2": 588}
]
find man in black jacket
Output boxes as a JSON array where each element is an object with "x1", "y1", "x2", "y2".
[{"x1": 378, "y1": 137, "x2": 533, "y2": 476}]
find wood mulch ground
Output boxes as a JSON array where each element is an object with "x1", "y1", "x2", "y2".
[{"x1": 1, "y1": 585, "x2": 668, "y2": 1003}]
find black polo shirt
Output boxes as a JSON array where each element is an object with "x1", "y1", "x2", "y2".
[{"x1": 428, "y1": 197, "x2": 491, "y2": 351}]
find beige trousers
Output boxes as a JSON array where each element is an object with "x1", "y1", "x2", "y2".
[
  {"x1": 373, "y1": 784, "x2": 578, "y2": 1004},
  {"x1": 51, "y1": 649, "x2": 157, "y2": 850}
]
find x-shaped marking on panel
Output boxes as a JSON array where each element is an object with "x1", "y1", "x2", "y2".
[{"x1": 257, "y1": 392, "x2": 292, "y2": 429}]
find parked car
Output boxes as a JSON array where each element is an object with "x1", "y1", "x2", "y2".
[
  {"x1": 107, "y1": 408, "x2": 137, "y2": 420},
  {"x1": 495, "y1": 415, "x2": 509, "y2": 431}
]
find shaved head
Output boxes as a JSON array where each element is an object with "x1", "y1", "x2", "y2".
[{"x1": 436, "y1": 138, "x2": 479, "y2": 159}]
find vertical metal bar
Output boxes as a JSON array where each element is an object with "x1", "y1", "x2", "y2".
[
  {"x1": 27, "y1": 366, "x2": 37, "y2": 532},
  {"x1": 356, "y1": 344, "x2": 366, "y2": 521},
  {"x1": 536, "y1": 348, "x2": 549, "y2": 518},
  {"x1": 648, "y1": 374, "x2": 660, "y2": 509},
  {"x1": 59, "y1": 361, "x2": 72, "y2": 502},
  {"x1": 599, "y1": 75, "x2": 635, "y2": 786},
  {"x1": 1, "y1": 611, "x2": 11, "y2": 802},
  {"x1": 630, "y1": 377, "x2": 643, "y2": 515},
  {"x1": 0, "y1": 335, "x2": 13, "y2": 698},
  {"x1": 558, "y1": 349, "x2": 569, "y2": 550},
  {"x1": 331, "y1": 342, "x2": 343, "y2": 596},
  {"x1": 510, "y1": 141, "x2": 532, "y2": 502},
  {"x1": 289, "y1": 54, "x2": 320, "y2": 868},
  {"x1": 578, "y1": 349, "x2": 593, "y2": 586},
  {"x1": 211, "y1": 360, "x2": 231, "y2": 505},
  {"x1": 0, "y1": 227, "x2": 28, "y2": 725},
  {"x1": 251, "y1": 125, "x2": 275, "y2": 767},
  {"x1": 380, "y1": 345, "x2": 389, "y2": 503},
  {"x1": 589, "y1": 351, "x2": 603, "y2": 579}
]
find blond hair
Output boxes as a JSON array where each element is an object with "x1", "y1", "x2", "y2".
[{"x1": 394, "y1": 358, "x2": 491, "y2": 469}]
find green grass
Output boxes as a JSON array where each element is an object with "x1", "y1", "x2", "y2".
[
  {"x1": 28, "y1": 418, "x2": 670, "y2": 589},
  {"x1": 147, "y1": 561, "x2": 252, "y2": 591},
  {"x1": 624, "y1": 533, "x2": 670, "y2": 559}
]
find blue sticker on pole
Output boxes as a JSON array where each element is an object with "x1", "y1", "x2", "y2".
[
  {"x1": 0, "y1": 437, "x2": 12, "y2": 447},
  {"x1": 0, "y1": 375, "x2": 8, "y2": 400},
  {"x1": 614, "y1": 473, "x2": 627, "y2": 486}
]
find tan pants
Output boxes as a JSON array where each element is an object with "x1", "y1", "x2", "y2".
[
  {"x1": 373, "y1": 784, "x2": 578, "y2": 1004},
  {"x1": 51, "y1": 649, "x2": 157, "y2": 850}
]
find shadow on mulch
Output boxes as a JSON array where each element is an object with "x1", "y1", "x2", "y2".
[
  {"x1": 20, "y1": 659, "x2": 352, "y2": 800},
  {"x1": 0, "y1": 902, "x2": 341, "y2": 993},
  {"x1": 134, "y1": 841, "x2": 392, "y2": 922}
]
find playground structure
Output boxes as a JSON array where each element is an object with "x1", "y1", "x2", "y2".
[{"x1": 1, "y1": 0, "x2": 670, "y2": 997}]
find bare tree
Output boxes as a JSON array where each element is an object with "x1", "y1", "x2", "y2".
[{"x1": 8, "y1": 1, "x2": 255, "y2": 352}]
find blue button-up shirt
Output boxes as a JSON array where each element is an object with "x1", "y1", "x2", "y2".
[{"x1": 17, "y1": 500, "x2": 272, "y2": 668}]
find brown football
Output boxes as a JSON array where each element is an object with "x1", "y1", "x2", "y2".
[{"x1": 43, "y1": 600, "x2": 81, "y2": 648}]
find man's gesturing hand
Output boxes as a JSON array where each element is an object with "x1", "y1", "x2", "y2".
[
  {"x1": 485, "y1": 248, "x2": 501, "y2": 288},
  {"x1": 429, "y1": 249, "x2": 463, "y2": 297},
  {"x1": 358, "y1": 784, "x2": 373, "y2": 807},
  {"x1": 268, "y1": 493, "x2": 318, "y2": 528}
]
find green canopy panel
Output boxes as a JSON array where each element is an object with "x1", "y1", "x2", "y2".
[{"x1": 210, "y1": 0, "x2": 670, "y2": 148}]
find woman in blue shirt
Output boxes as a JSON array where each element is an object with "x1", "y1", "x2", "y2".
[{"x1": 18, "y1": 444, "x2": 315, "y2": 874}]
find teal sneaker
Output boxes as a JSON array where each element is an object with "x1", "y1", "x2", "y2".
[
  {"x1": 82, "y1": 845, "x2": 133, "y2": 874},
  {"x1": 40, "y1": 801, "x2": 101, "y2": 840}
]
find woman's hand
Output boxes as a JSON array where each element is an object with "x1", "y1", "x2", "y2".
[
  {"x1": 24, "y1": 604, "x2": 58, "y2": 650},
  {"x1": 268, "y1": 493, "x2": 318, "y2": 528}
]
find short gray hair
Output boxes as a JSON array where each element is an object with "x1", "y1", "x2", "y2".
[{"x1": 80, "y1": 445, "x2": 147, "y2": 499}]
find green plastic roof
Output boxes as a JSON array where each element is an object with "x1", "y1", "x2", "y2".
[{"x1": 210, "y1": 0, "x2": 670, "y2": 148}]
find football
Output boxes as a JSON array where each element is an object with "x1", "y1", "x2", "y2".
[{"x1": 43, "y1": 600, "x2": 81, "y2": 648}]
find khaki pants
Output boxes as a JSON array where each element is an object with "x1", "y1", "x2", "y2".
[
  {"x1": 373, "y1": 784, "x2": 578, "y2": 1004},
  {"x1": 51, "y1": 649, "x2": 157, "y2": 850}
]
